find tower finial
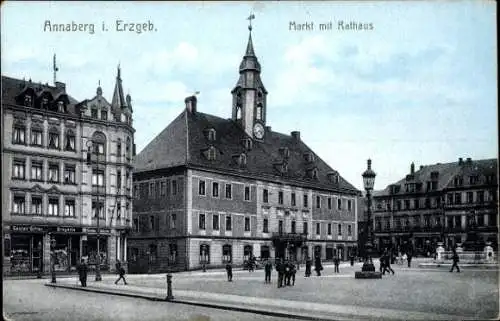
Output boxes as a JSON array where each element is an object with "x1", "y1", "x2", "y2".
[
  {"x1": 53, "y1": 54, "x2": 59, "y2": 85},
  {"x1": 117, "y1": 63, "x2": 121, "y2": 79},
  {"x1": 247, "y1": 13, "x2": 255, "y2": 32}
]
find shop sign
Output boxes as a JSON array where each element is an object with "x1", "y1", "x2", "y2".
[
  {"x1": 87, "y1": 228, "x2": 111, "y2": 234},
  {"x1": 11, "y1": 225, "x2": 46, "y2": 232},
  {"x1": 56, "y1": 226, "x2": 81, "y2": 233}
]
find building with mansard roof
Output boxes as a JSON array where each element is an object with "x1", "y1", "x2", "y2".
[
  {"x1": 2, "y1": 68, "x2": 135, "y2": 276},
  {"x1": 371, "y1": 157, "x2": 498, "y2": 256},
  {"x1": 128, "y1": 27, "x2": 361, "y2": 273}
]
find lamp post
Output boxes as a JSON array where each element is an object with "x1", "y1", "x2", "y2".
[
  {"x1": 355, "y1": 159, "x2": 381, "y2": 279},
  {"x1": 50, "y1": 234, "x2": 56, "y2": 283},
  {"x1": 86, "y1": 141, "x2": 102, "y2": 282}
]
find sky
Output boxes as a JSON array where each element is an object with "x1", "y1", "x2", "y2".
[{"x1": 1, "y1": 1, "x2": 497, "y2": 191}]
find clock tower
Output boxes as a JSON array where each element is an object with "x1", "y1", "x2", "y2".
[{"x1": 231, "y1": 20, "x2": 268, "y2": 140}]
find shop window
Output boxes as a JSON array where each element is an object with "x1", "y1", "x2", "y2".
[
  {"x1": 64, "y1": 164, "x2": 76, "y2": 184},
  {"x1": 213, "y1": 214, "x2": 219, "y2": 230},
  {"x1": 222, "y1": 244, "x2": 232, "y2": 263},
  {"x1": 200, "y1": 244, "x2": 210, "y2": 264},
  {"x1": 31, "y1": 196, "x2": 42, "y2": 215},
  {"x1": 48, "y1": 198, "x2": 59, "y2": 216},
  {"x1": 212, "y1": 182, "x2": 219, "y2": 197},
  {"x1": 261, "y1": 245, "x2": 270, "y2": 259},
  {"x1": 64, "y1": 199, "x2": 75, "y2": 217},
  {"x1": 30, "y1": 127, "x2": 43, "y2": 146},
  {"x1": 10, "y1": 235, "x2": 30, "y2": 273},
  {"x1": 12, "y1": 195, "x2": 26, "y2": 214},
  {"x1": 226, "y1": 215, "x2": 232, "y2": 231},
  {"x1": 130, "y1": 248, "x2": 139, "y2": 262},
  {"x1": 12, "y1": 160, "x2": 26, "y2": 180},
  {"x1": 12, "y1": 124, "x2": 26, "y2": 145},
  {"x1": 244, "y1": 217, "x2": 250, "y2": 232},
  {"x1": 48, "y1": 163, "x2": 59, "y2": 183},
  {"x1": 263, "y1": 218, "x2": 269, "y2": 233}
]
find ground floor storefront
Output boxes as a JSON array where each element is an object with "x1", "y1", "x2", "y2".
[
  {"x1": 126, "y1": 237, "x2": 358, "y2": 274},
  {"x1": 3, "y1": 224, "x2": 128, "y2": 276}
]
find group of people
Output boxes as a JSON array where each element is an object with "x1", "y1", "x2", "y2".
[
  {"x1": 379, "y1": 250, "x2": 395, "y2": 275},
  {"x1": 76, "y1": 258, "x2": 128, "y2": 287}
]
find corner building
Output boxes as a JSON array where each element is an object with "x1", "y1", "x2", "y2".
[
  {"x1": 2, "y1": 68, "x2": 135, "y2": 276},
  {"x1": 128, "y1": 29, "x2": 361, "y2": 273},
  {"x1": 372, "y1": 158, "x2": 498, "y2": 255}
]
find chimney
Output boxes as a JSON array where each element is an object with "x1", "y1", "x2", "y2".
[
  {"x1": 291, "y1": 131, "x2": 300, "y2": 140},
  {"x1": 458, "y1": 157, "x2": 463, "y2": 165},
  {"x1": 265, "y1": 126, "x2": 272, "y2": 132},
  {"x1": 185, "y1": 95, "x2": 197, "y2": 114},
  {"x1": 410, "y1": 162, "x2": 415, "y2": 174},
  {"x1": 55, "y1": 81, "x2": 66, "y2": 92},
  {"x1": 466, "y1": 157, "x2": 472, "y2": 164},
  {"x1": 420, "y1": 165, "x2": 424, "y2": 170}
]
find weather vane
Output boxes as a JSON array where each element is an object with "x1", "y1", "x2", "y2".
[{"x1": 247, "y1": 12, "x2": 255, "y2": 31}]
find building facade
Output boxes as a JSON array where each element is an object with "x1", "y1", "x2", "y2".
[
  {"x1": 371, "y1": 158, "x2": 498, "y2": 256},
  {"x1": 127, "y1": 28, "x2": 361, "y2": 273},
  {"x1": 2, "y1": 68, "x2": 135, "y2": 276}
]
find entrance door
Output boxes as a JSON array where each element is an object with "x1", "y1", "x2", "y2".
[
  {"x1": 32, "y1": 235, "x2": 43, "y2": 273},
  {"x1": 326, "y1": 247, "x2": 334, "y2": 261}
]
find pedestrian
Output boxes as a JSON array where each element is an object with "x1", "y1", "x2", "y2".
[
  {"x1": 350, "y1": 253, "x2": 355, "y2": 266},
  {"x1": 305, "y1": 257, "x2": 312, "y2": 277},
  {"x1": 314, "y1": 256, "x2": 323, "y2": 276},
  {"x1": 77, "y1": 258, "x2": 88, "y2": 287},
  {"x1": 449, "y1": 248, "x2": 460, "y2": 273},
  {"x1": 115, "y1": 260, "x2": 128, "y2": 285},
  {"x1": 290, "y1": 261, "x2": 296, "y2": 286},
  {"x1": 382, "y1": 251, "x2": 395, "y2": 275},
  {"x1": 407, "y1": 252, "x2": 412, "y2": 268},
  {"x1": 264, "y1": 259, "x2": 272, "y2": 284},
  {"x1": 276, "y1": 259, "x2": 284, "y2": 288},
  {"x1": 334, "y1": 256, "x2": 340, "y2": 273},
  {"x1": 225, "y1": 262, "x2": 233, "y2": 281},
  {"x1": 284, "y1": 260, "x2": 291, "y2": 286},
  {"x1": 379, "y1": 254, "x2": 385, "y2": 273}
]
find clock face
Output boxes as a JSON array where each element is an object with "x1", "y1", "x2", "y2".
[{"x1": 253, "y1": 123, "x2": 265, "y2": 139}]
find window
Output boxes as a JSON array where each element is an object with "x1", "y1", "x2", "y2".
[
  {"x1": 404, "y1": 200, "x2": 410, "y2": 210},
  {"x1": 303, "y1": 222, "x2": 308, "y2": 234},
  {"x1": 117, "y1": 206, "x2": 121, "y2": 219},
  {"x1": 291, "y1": 193, "x2": 296, "y2": 206},
  {"x1": 212, "y1": 182, "x2": 219, "y2": 197},
  {"x1": 425, "y1": 198, "x2": 431, "y2": 208},
  {"x1": 91, "y1": 169, "x2": 104, "y2": 186},
  {"x1": 327, "y1": 223, "x2": 331, "y2": 235},
  {"x1": 303, "y1": 194, "x2": 308, "y2": 208},
  {"x1": 172, "y1": 180, "x2": 177, "y2": 195},
  {"x1": 91, "y1": 108, "x2": 98, "y2": 118},
  {"x1": 101, "y1": 110, "x2": 107, "y2": 120},
  {"x1": 222, "y1": 244, "x2": 232, "y2": 263},
  {"x1": 30, "y1": 128, "x2": 43, "y2": 146},
  {"x1": 316, "y1": 196, "x2": 321, "y2": 208},
  {"x1": 337, "y1": 198, "x2": 342, "y2": 210},
  {"x1": 199, "y1": 213, "x2": 206, "y2": 230},
  {"x1": 48, "y1": 164, "x2": 59, "y2": 183},
  {"x1": 149, "y1": 183, "x2": 155, "y2": 198},
  {"x1": 198, "y1": 180, "x2": 206, "y2": 195},
  {"x1": 347, "y1": 200, "x2": 352, "y2": 211},
  {"x1": 64, "y1": 165, "x2": 75, "y2": 184},
  {"x1": 278, "y1": 220, "x2": 283, "y2": 234},
  {"x1": 64, "y1": 199, "x2": 75, "y2": 217},
  {"x1": 12, "y1": 160, "x2": 26, "y2": 180},
  {"x1": 256, "y1": 104, "x2": 262, "y2": 120},
  {"x1": 13, "y1": 125, "x2": 26, "y2": 144},
  {"x1": 12, "y1": 195, "x2": 25, "y2": 214},
  {"x1": 200, "y1": 244, "x2": 210, "y2": 264},
  {"x1": 263, "y1": 189, "x2": 269, "y2": 203},
  {"x1": 150, "y1": 215, "x2": 156, "y2": 231},
  {"x1": 24, "y1": 95, "x2": 32, "y2": 107},
  {"x1": 48, "y1": 130, "x2": 60, "y2": 149},
  {"x1": 116, "y1": 140, "x2": 122, "y2": 159},
  {"x1": 414, "y1": 216, "x2": 420, "y2": 227},
  {"x1": 454, "y1": 215, "x2": 461, "y2": 228},
  {"x1": 454, "y1": 193, "x2": 462, "y2": 204},
  {"x1": 207, "y1": 147, "x2": 217, "y2": 160},
  {"x1": 278, "y1": 191, "x2": 284, "y2": 205},
  {"x1": 213, "y1": 214, "x2": 219, "y2": 230},
  {"x1": 477, "y1": 214, "x2": 484, "y2": 226},
  {"x1": 48, "y1": 198, "x2": 59, "y2": 216},
  {"x1": 291, "y1": 221, "x2": 296, "y2": 233},
  {"x1": 467, "y1": 192, "x2": 473, "y2": 204},
  {"x1": 92, "y1": 201, "x2": 104, "y2": 219},
  {"x1": 65, "y1": 130, "x2": 75, "y2": 151},
  {"x1": 244, "y1": 217, "x2": 250, "y2": 232},
  {"x1": 263, "y1": 218, "x2": 269, "y2": 233},
  {"x1": 328, "y1": 197, "x2": 332, "y2": 210},
  {"x1": 337, "y1": 224, "x2": 342, "y2": 235},
  {"x1": 489, "y1": 213, "x2": 497, "y2": 227},
  {"x1": 225, "y1": 184, "x2": 232, "y2": 199},
  {"x1": 225, "y1": 215, "x2": 232, "y2": 231},
  {"x1": 348, "y1": 224, "x2": 352, "y2": 236},
  {"x1": 116, "y1": 170, "x2": 122, "y2": 190},
  {"x1": 397, "y1": 200, "x2": 402, "y2": 210},
  {"x1": 160, "y1": 181, "x2": 165, "y2": 196},
  {"x1": 31, "y1": 162, "x2": 43, "y2": 181},
  {"x1": 316, "y1": 223, "x2": 320, "y2": 235},
  {"x1": 477, "y1": 191, "x2": 484, "y2": 203},
  {"x1": 93, "y1": 142, "x2": 105, "y2": 155},
  {"x1": 207, "y1": 129, "x2": 216, "y2": 141},
  {"x1": 126, "y1": 137, "x2": 131, "y2": 159},
  {"x1": 133, "y1": 218, "x2": 139, "y2": 232},
  {"x1": 31, "y1": 196, "x2": 42, "y2": 215},
  {"x1": 414, "y1": 199, "x2": 419, "y2": 209},
  {"x1": 244, "y1": 186, "x2": 250, "y2": 201}
]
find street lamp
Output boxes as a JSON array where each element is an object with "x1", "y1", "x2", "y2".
[
  {"x1": 355, "y1": 159, "x2": 381, "y2": 279},
  {"x1": 86, "y1": 140, "x2": 102, "y2": 282},
  {"x1": 50, "y1": 234, "x2": 56, "y2": 283}
]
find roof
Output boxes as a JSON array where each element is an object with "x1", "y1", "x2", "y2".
[
  {"x1": 134, "y1": 108, "x2": 360, "y2": 194},
  {"x1": 1, "y1": 75, "x2": 79, "y2": 114},
  {"x1": 373, "y1": 158, "x2": 498, "y2": 197}
]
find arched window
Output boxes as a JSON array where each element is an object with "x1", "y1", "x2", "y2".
[
  {"x1": 116, "y1": 139, "x2": 122, "y2": 159},
  {"x1": 256, "y1": 104, "x2": 263, "y2": 120},
  {"x1": 222, "y1": 244, "x2": 232, "y2": 263},
  {"x1": 243, "y1": 245, "x2": 253, "y2": 262},
  {"x1": 91, "y1": 132, "x2": 106, "y2": 155},
  {"x1": 48, "y1": 127, "x2": 60, "y2": 149},
  {"x1": 236, "y1": 106, "x2": 241, "y2": 120},
  {"x1": 65, "y1": 129, "x2": 75, "y2": 151},
  {"x1": 200, "y1": 244, "x2": 210, "y2": 264}
]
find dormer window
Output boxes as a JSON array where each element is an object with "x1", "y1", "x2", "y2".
[
  {"x1": 453, "y1": 175, "x2": 463, "y2": 187},
  {"x1": 242, "y1": 138, "x2": 252, "y2": 151},
  {"x1": 327, "y1": 172, "x2": 339, "y2": 184},
  {"x1": 281, "y1": 163, "x2": 288, "y2": 174},
  {"x1": 304, "y1": 152, "x2": 315, "y2": 163},
  {"x1": 24, "y1": 95, "x2": 32, "y2": 107},
  {"x1": 206, "y1": 128, "x2": 216, "y2": 141},
  {"x1": 91, "y1": 108, "x2": 98, "y2": 119},
  {"x1": 239, "y1": 153, "x2": 247, "y2": 167},
  {"x1": 312, "y1": 168, "x2": 318, "y2": 180},
  {"x1": 41, "y1": 98, "x2": 49, "y2": 109},
  {"x1": 207, "y1": 146, "x2": 217, "y2": 161},
  {"x1": 57, "y1": 101, "x2": 66, "y2": 113},
  {"x1": 101, "y1": 110, "x2": 108, "y2": 120},
  {"x1": 280, "y1": 147, "x2": 290, "y2": 159}
]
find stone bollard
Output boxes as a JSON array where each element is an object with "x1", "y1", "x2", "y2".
[{"x1": 166, "y1": 273, "x2": 174, "y2": 301}]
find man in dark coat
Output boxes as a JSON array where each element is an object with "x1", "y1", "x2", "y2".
[
  {"x1": 305, "y1": 257, "x2": 312, "y2": 277},
  {"x1": 77, "y1": 258, "x2": 88, "y2": 287},
  {"x1": 314, "y1": 256, "x2": 322, "y2": 276},
  {"x1": 276, "y1": 259, "x2": 285, "y2": 288},
  {"x1": 264, "y1": 259, "x2": 272, "y2": 284},
  {"x1": 382, "y1": 250, "x2": 395, "y2": 275},
  {"x1": 290, "y1": 261, "x2": 297, "y2": 286},
  {"x1": 449, "y1": 248, "x2": 460, "y2": 273},
  {"x1": 115, "y1": 260, "x2": 128, "y2": 285},
  {"x1": 407, "y1": 251, "x2": 413, "y2": 268},
  {"x1": 350, "y1": 253, "x2": 355, "y2": 266},
  {"x1": 225, "y1": 263, "x2": 233, "y2": 281},
  {"x1": 334, "y1": 256, "x2": 340, "y2": 273}
]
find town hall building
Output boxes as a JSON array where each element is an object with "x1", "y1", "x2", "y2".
[{"x1": 128, "y1": 26, "x2": 361, "y2": 273}]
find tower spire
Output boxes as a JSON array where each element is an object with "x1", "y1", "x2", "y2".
[{"x1": 245, "y1": 13, "x2": 256, "y2": 57}]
